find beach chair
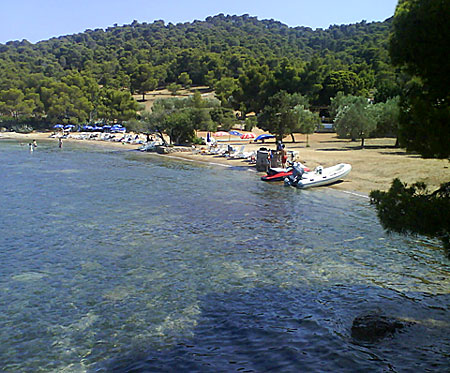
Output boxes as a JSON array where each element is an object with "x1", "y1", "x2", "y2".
[
  {"x1": 139, "y1": 141, "x2": 157, "y2": 151},
  {"x1": 220, "y1": 145, "x2": 236, "y2": 157},
  {"x1": 229, "y1": 145, "x2": 246, "y2": 159},
  {"x1": 209, "y1": 144, "x2": 225, "y2": 155}
]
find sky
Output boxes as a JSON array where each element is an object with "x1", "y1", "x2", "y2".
[{"x1": 0, "y1": 0, "x2": 398, "y2": 44}]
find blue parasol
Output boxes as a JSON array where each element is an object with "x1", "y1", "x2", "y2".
[
  {"x1": 111, "y1": 125, "x2": 126, "y2": 132},
  {"x1": 228, "y1": 130, "x2": 242, "y2": 136},
  {"x1": 53, "y1": 124, "x2": 64, "y2": 129},
  {"x1": 255, "y1": 134, "x2": 276, "y2": 141}
]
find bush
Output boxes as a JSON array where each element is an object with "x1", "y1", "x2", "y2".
[
  {"x1": 192, "y1": 136, "x2": 205, "y2": 145},
  {"x1": 11, "y1": 124, "x2": 33, "y2": 133}
]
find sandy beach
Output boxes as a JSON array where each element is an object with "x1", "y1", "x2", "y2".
[{"x1": 2, "y1": 131, "x2": 449, "y2": 196}]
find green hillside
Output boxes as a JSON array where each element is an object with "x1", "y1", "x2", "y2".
[{"x1": 0, "y1": 14, "x2": 398, "y2": 125}]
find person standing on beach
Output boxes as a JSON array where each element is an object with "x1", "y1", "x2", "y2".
[
  {"x1": 266, "y1": 150, "x2": 272, "y2": 172},
  {"x1": 281, "y1": 144, "x2": 287, "y2": 168},
  {"x1": 58, "y1": 137, "x2": 63, "y2": 148},
  {"x1": 276, "y1": 140, "x2": 283, "y2": 152}
]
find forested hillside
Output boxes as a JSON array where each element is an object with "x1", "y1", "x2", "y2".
[{"x1": 0, "y1": 14, "x2": 397, "y2": 125}]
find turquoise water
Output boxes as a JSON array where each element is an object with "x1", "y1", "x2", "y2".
[{"x1": 0, "y1": 139, "x2": 449, "y2": 372}]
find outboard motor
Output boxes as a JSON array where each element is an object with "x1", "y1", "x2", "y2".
[{"x1": 285, "y1": 162, "x2": 304, "y2": 186}]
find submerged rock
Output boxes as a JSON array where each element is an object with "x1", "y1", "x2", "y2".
[{"x1": 351, "y1": 313, "x2": 407, "y2": 342}]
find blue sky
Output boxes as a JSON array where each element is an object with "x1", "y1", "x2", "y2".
[{"x1": 1, "y1": 0, "x2": 398, "y2": 44}]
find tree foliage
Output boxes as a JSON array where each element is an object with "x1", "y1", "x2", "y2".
[
  {"x1": 333, "y1": 94, "x2": 377, "y2": 147},
  {"x1": 371, "y1": 96, "x2": 400, "y2": 138},
  {"x1": 370, "y1": 179, "x2": 450, "y2": 253},
  {"x1": 389, "y1": 0, "x2": 450, "y2": 158},
  {"x1": 295, "y1": 105, "x2": 320, "y2": 146},
  {"x1": 0, "y1": 15, "x2": 398, "y2": 127},
  {"x1": 257, "y1": 91, "x2": 307, "y2": 141},
  {"x1": 145, "y1": 93, "x2": 218, "y2": 144}
]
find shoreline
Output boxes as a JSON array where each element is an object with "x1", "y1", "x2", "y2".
[{"x1": 2, "y1": 131, "x2": 449, "y2": 196}]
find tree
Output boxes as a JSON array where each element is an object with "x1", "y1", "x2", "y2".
[
  {"x1": 167, "y1": 83, "x2": 181, "y2": 96},
  {"x1": 299, "y1": 55, "x2": 328, "y2": 104},
  {"x1": 43, "y1": 82, "x2": 93, "y2": 124},
  {"x1": 370, "y1": 179, "x2": 450, "y2": 254},
  {"x1": 232, "y1": 65, "x2": 270, "y2": 116},
  {"x1": 131, "y1": 64, "x2": 158, "y2": 100},
  {"x1": 210, "y1": 107, "x2": 234, "y2": 131},
  {"x1": 320, "y1": 70, "x2": 364, "y2": 105},
  {"x1": 163, "y1": 110, "x2": 197, "y2": 144},
  {"x1": 145, "y1": 95, "x2": 218, "y2": 144},
  {"x1": 333, "y1": 94, "x2": 376, "y2": 147},
  {"x1": 390, "y1": 0, "x2": 449, "y2": 100},
  {"x1": 389, "y1": 0, "x2": 450, "y2": 158},
  {"x1": 214, "y1": 77, "x2": 238, "y2": 107},
  {"x1": 369, "y1": 1, "x2": 450, "y2": 255},
  {"x1": 0, "y1": 88, "x2": 34, "y2": 118},
  {"x1": 295, "y1": 105, "x2": 320, "y2": 146},
  {"x1": 371, "y1": 96, "x2": 400, "y2": 141},
  {"x1": 178, "y1": 72, "x2": 192, "y2": 88},
  {"x1": 97, "y1": 89, "x2": 140, "y2": 123},
  {"x1": 266, "y1": 59, "x2": 302, "y2": 97},
  {"x1": 257, "y1": 91, "x2": 303, "y2": 141}
]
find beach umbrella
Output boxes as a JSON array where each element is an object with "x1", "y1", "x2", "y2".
[
  {"x1": 240, "y1": 133, "x2": 256, "y2": 139},
  {"x1": 213, "y1": 131, "x2": 229, "y2": 137},
  {"x1": 255, "y1": 134, "x2": 276, "y2": 141},
  {"x1": 228, "y1": 130, "x2": 242, "y2": 136},
  {"x1": 53, "y1": 124, "x2": 64, "y2": 129}
]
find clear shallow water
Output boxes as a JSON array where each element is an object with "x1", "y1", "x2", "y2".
[{"x1": 0, "y1": 139, "x2": 448, "y2": 372}]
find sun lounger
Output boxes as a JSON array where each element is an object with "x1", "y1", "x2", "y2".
[
  {"x1": 229, "y1": 145, "x2": 246, "y2": 158},
  {"x1": 139, "y1": 141, "x2": 157, "y2": 151}
]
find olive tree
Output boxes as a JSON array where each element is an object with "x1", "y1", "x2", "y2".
[{"x1": 333, "y1": 95, "x2": 376, "y2": 148}]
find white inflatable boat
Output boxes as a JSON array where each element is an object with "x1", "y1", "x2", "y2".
[{"x1": 285, "y1": 163, "x2": 352, "y2": 189}]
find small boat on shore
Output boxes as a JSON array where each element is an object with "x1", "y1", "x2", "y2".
[
  {"x1": 284, "y1": 163, "x2": 351, "y2": 189},
  {"x1": 261, "y1": 163, "x2": 310, "y2": 182}
]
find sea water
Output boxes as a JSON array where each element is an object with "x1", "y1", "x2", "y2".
[{"x1": 0, "y1": 139, "x2": 448, "y2": 372}]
